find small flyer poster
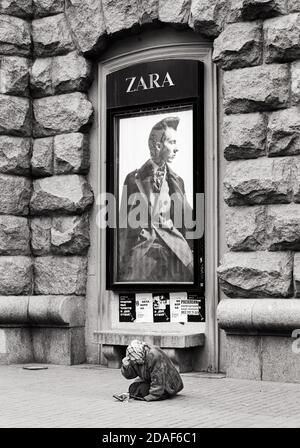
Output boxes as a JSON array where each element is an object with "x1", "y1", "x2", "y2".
[
  {"x1": 119, "y1": 294, "x2": 136, "y2": 322},
  {"x1": 135, "y1": 293, "x2": 153, "y2": 323},
  {"x1": 169, "y1": 292, "x2": 188, "y2": 323},
  {"x1": 153, "y1": 293, "x2": 170, "y2": 322},
  {"x1": 182, "y1": 293, "x2": 205, "y2": 322}
]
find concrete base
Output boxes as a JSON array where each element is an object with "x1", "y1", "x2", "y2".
[
  {"x1": 0, "y1": 326, "x2": 86, "y2": 365},
  {"x1": 0, "y1": 327, "x2": 34, "y2": 365},
  {"x1": 32, "y1": 327, "x2": 86, "y2": 365},
  {"x1": 163, "y1": 348, "x2": 196, "y2": 373},
  {"x1": 226, "y1": 334, "x2": 300, "y2": 383},
  {"x1": 96, "y1": 330, "x2": 205, "y2": 373}
]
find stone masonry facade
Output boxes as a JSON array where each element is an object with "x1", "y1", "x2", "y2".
[{"x1": 1, "y1": 0, "x2": 300, "y2": 380}]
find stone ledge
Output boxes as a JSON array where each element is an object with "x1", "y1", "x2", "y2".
[
  {"x1": 32, "y1": 13, "x2": 75, "y2": 58},
  {"x1": 217, "y1": 298, "x2": 300, "y2": 333},
  {"x1": 0, "y1": 295, "x2": 85, "y2": 326},
  {"x1": 95, "y1": 330, "x2": 204, "y2": 372},
  {"x1": 94, "y1": 330, "x2": 204, "y2": 348}
]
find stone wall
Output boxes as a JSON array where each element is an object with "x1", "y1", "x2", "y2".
[
  {"x1": 0, "y1": 0, "x2": 227, "y2": 365},
  {"x1": 213, "y1": 0, "x2": 300, "y2": 381},
  {"x1": 1, "y1": 0, "x2": 300, "y2": 378},
  {"x1": 0, "y1": 0, "x2": 94, "y2": 364}
]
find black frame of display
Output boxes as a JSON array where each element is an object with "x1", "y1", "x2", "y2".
[{"x1": 106, "y1": 59, "x2": 204, "y2": 292}]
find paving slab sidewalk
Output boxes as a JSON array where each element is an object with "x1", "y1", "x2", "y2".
[{"x1": 0, "y1": 364, "x2": 299, "y2": 428}]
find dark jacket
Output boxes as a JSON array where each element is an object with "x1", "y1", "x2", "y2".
[
  {"x1": 121, "y1": 345, "x2": 184, "y2": 402},
  {"x1": 118, "y1": 159, "x2": 193, "y2": 280}
]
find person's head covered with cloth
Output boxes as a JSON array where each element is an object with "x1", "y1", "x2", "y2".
[{"x1": 120, "y1": 339, "x2": 184, "y2": 402}]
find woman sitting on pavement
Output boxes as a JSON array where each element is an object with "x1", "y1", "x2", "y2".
[{"x1": 120, "y1": 339, "x2": 184, "y2": 402}]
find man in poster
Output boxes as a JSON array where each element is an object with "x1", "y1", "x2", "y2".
[{"x1": 119, "y1": 116, "x2": 194, "y2": 283}]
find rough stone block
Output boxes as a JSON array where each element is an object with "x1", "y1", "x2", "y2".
[
  {"x1": 51, "y1": 214, "x2": 90, "y2": 254},
  {"x1": 288, "y1": 0, "x2": 300, "y2": 12},
  {"x1": 0, "y1": 95, "x2": 30, "y2": 137},
  {"x1": 54, "y1": 133, "x2": 89, "y2": 175},
  {"x1": 52, "y1": 52, "x2": 92, "y2": 95},
  {"x1": 213, "y1": 21, "x2": 262, "y2": 70},
  {"x1": 267, "y1": 204, "x2": 300, "y2": 250},
  {"x1": 291, "y1": 60, "x2": 300, "y2": 104},
  {"x1": 0, "y1": 328, "x2": 33, "y2": 365},
  {"x1": 32, "y1": 327, "x2": 86, "y2": 365},
  {"x1": 291, "y1": 159, "x2": 300, "y2": 203},
  {"x1": 31, "y1": 214, "x2": 90, "y2": 255},
  {"x1": 0, "y1": 15, "x2": 31, "y2": 57},
  {"x1": 101, "y1": 0, "x2": 159, "y2": 34},
  {"x1": 138, "y1": 0, "x2": 159, "y2": 24},
  {"x1": 30, "y1": 57, "x2": 52, "y2": 97},
  {"x1": 189, "y1": 0, "x2": 228, "y2": 37},
  {"x1": 293, "y1": 253, "x2": 300, "y2": 297},
  {"x1": 30, "y1": 175, "x2": 94, "y2": 215},
  {"x1": 0, "y1": 56, "x2": 29, "y2": 96},
  {"x1": 0, "y1": 174, "x2": 31, "y2": 215},
  {"x1": 102, "y1": 0, "x2": 140, "y2": 34},
  {"x1": 34, "y1": 256, "x2": 88, "y2": 295},
  {"x1": 65, "y1": 0, "x2": 106, "y2": 55},
  {"x1": 223, "y1": 112, "x2": 266, "y2": 160},
  {"x1": 33, "y1": 93, "x2": 93, "y2": 137},
  {"x1": 158, "y1": 0, "x2": 190, "y2": 25},
  {"x1": 264, "y1": 13, "x2": 300, "y2": 63},
  {"x1": 267, "y1": 107, "x2": 300, "y2": 156},
  {"x1": 224, "y1": 157, "x2": 293, "y2": 206},
  {"x1": 0, "y1": 136, "x2": 31, "y2": 176},
  {"x1": 32, "y1": 137, "x2": 53, "y2": 177},
  {"x1": 218, "y1": 298, "x2": 300, "y2": 333},
  {"x1": 30, "y1": 217, "x2": 52, "y2": 255},
  {"x1": 32, "y1": 13, "x2": 75, "y2": 58},
  {"x1": 31, "y1": 52, "x2": 92, "y2": 97},
  {"x1": 262, "y1": 336, "x2": 300, "y2": 383},
  {"x1": 217, "y1": 251, "x2": 293, "y2": 298},
  {"x1": 0, "y1": 256, "x2": 32, "y2": 295},
  {"x1": 226, "y1": 205, "x2": 267, "y2": 251},
  {"x1": 0, "y1": 0, "x2": 33, "y2": 18},
  {"x1": 33, "y1": 0, "x2": 65, "y2": 17},
  {"x1": 223, "y1": 64, "x2": 289, "y2": 114},
  {"x1": 32, "y1": 133, "x2": 90, "y2": 177},
  {"x1": 229, "y1": 0, "x2": 287, "y2": 22},
  {"x1": 225, "y1": 335, "x2": 262, "y2": 380},
  {"x1": 0, "y1": 216, "x2": 30, "y2": 255}
]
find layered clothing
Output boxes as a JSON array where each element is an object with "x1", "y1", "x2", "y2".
[
  {"x1": 118, "y1": 159, "x2": 193, "y2": 282},
  {"x1": 121, "y1": 345, "x2": 184, "y2": 402}
]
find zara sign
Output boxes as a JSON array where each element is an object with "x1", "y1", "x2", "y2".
[
  {"x1": 125, "y1": 72, "x2": 175, "y2": 93},
  {"x1": 106, "y1": 59, "x2": 203, "y2": 109}
]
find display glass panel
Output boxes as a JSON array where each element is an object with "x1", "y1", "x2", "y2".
[{"x1": 106, "y1": 60, "x2": 204, "y2": 291}]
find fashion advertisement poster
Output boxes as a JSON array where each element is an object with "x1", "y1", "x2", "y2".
[{"x1": 116, "y1": 106, "x2": 197, "y2": 285}]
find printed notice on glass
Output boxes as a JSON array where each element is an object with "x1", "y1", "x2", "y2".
[
  {"x1": 182, "y1": 293, "x2": 205, "y2": 322},
  {"x1": 153, "y1": 293, "x2": 170, "y2": 323},
  {"x1": 119, "y1": 294, "x2": 136, "y2": 322},
  {"x1": 135, "y1": 293, "x2": 153, "y2": 323},
  {"x1": 169, "y1": 292, "x2": 188, "y2": 323}
]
